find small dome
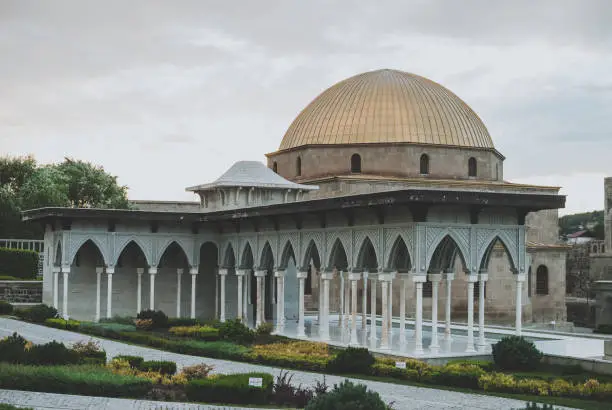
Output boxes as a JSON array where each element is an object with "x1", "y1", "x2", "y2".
[{"x1": 279, "y1": 69, "x2": 494, "y2": 151}]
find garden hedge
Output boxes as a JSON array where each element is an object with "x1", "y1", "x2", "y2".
[
  {"x1": 185, "y1": 372, "x2": 273, "y2": 405},
  {"x1": 0, "y1": 248, "x2": 39, "y2": 279}
]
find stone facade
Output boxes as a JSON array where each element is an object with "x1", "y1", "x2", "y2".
[{"x1": 0, "y1": 281, "x2": 42, "y2": 304}]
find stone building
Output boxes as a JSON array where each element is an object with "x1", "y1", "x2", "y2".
[{"x1": 23, "y1": 69, "x2": 566, "y2": 354}]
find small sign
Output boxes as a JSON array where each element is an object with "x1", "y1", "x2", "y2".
[
  {"x1": 395, "y1": 361, "x2": 407, "y2": 369},
  {"x1": 248, "y1": 377, "x2": 263, "y2": 388}
]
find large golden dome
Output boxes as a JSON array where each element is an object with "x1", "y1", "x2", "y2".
[{"x1": 279, "y1": 69, "x2": 494, "y2": 151}]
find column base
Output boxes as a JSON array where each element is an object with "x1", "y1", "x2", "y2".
[
  {"x1": 297, "y1": 327, "x2": 306, "y2": 338},
  {"x1": 413, "y1": 345, "x2": 424, "y2": 355},
  {"x1": 465, "y1": 345, "x2": 476, "y2": 353},
  {"x1": 429, "y1": 345, "x2": 440, "y2": 354}
]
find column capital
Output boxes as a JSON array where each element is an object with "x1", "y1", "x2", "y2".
[
  {"x1": 348, "y1": 272, "x2": 362, "y2": 281},
  {"x1": 52, "y1": 266, "x2": 61, "y2": 273},
  {"x1": 218, "y1": 268, "x2": 228, "y2": 276},
  {"x1": 444, "y1": 272, "x2": 455, "y2": 281},
  {"x1": 515, "y1": 273, "x2": 526, "y2": 283},
  {"x1": 378, "y1": 273, "x2": 393, "y2": 282},
  {"x1": 61, "y1": 266, "x2": 71, "y2": 274},
  {"x1": 428, "y1": 273, "x2": 443, "y2": 283},
  {"x1": 274, "y1": 270, "x2": 286, "y2": 278},
  {"x1": 466, "y1": 274, "x2": 479, "y2": 283},
  {"x1": 148, "y1": 267, "x2": 158, "y2": 275},
  {"x1": 137, "y1": 267, "x2": 145, "y2": 275},
  {"x1": 106, "y1": 266, "x2": 115, "y2": 274},
  {"x1": 479, "y1": 273, "x2": 489, "y2": 282},
  {"x1": 411, "y1": 273, "x2": 427, "y2": 283},
  {"x1": 96, "y1": 267, "x2": 104, "y2": 275},
  {"x1": 321, "y1": 271, "x2": 335, "y2": 281},
  {"x1": 177, "y1": 268, "x2": 184, "y2": 275},
  {"x1": 296, "y1": 270, "x2": 308, "y2": 279},
  {"x1": 189, "y1": 267, "x2": 198, "y2": 275},
  {"x1": 235, "y1": 269, "x2": 248, "y2": 276},
  {"x1": 254, "y1": 269, "x2": 267, "y2": 277}
]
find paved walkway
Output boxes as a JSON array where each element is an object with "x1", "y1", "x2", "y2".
[{"x1": 0, "y1": 318, "x2": 571, "y2": 410}]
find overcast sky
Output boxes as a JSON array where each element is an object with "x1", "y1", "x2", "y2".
[{"x1": 2, "y1": 1, "x2": 611, "y2": 215}]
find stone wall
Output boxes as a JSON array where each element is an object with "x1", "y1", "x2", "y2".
[{"x1": 0, "y1": 281, "x2": 42, "y2": 304}]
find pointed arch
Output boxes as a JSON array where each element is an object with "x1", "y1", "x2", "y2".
[
  {"x1": 327, "y1": 238, "x2": 348, "y2": 271},
  {"x1": 301, "y1": 239, "x2": 321, "y2": 270},
  {"x1": 387, "y1": 235, "x2": 412, "y2": 272},
  {"x1": 279, "y1": 240, "x2": 296, "y2": 270},
  {"x1": 240, "y1": 242, "x2": 254, "y2": 269},
  {"x1": 115, "y1": 240, "x2": 148, "y2": 268},
  {"x1": 70, "y1": 237, "x2": 108, "y2": 266},
  {"x1": 259, "y1": 241, "x2": 275, "y2": 269},
  {"x1": 71, "y1": 239, "x2": 105, "y2": 267},
  {"x1": 222, "y1": 243, "x2": 236, "y2": 268},
  {"x1": 427, "y1": 235, "x2": 468, "y2": 273},
  {"x1": 158, "y1": 241, "x2": 190, "y2": 268},
  {"x1": 355, "y1": 236, "x2": 378, "y2": 271},
  {"x1": 155, "y1": 239, "x2": 193, "y2": 267},
  {"x1": 477, "y1": 231, "x2": 518, "y2": 273},
  {"x1": 114, "y1": 238, "x2": 150, "y2": 266},
  {"x1": 426, "y1": 229, "x2": 470, "y2": 272}
]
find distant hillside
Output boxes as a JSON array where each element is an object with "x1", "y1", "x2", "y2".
[{"x1": 559, "y1": 210, "x2": 604, "y2": 239}]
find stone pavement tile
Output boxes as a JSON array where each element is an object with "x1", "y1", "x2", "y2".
[{"x1": 0, "y1": 318, "x2": 576, "y2": 410}]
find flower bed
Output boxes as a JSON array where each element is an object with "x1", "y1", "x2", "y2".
[{"x1": 168, "y1": 325, "x2": 219, "y2": 341}]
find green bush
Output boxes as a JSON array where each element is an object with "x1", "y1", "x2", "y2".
[
  {"x1": 0, "y1": 301, "x2": 13, "y2": 315},
  {"x1": 113, "y1": 355, "x2": 144, "y2": 369},
  {"x1": 492, "y1": 336, "x2": 543, "y2": 371},
  {"x1": 0, "y1": 333, "x2": 28, "y2": 363},
  {"x1": 16, "y1": 304, "x2": 58, "y2": 323},
  {"x1": 185, "y1": 372, "x2": 273, "y2": 405},
  {"x1": 99, "y1": 316, "x2": 135, "y2": 325},
  {"x1": 218, "y1": 318, "x2": 255, "y2": 345},
  {"x1": 327, "y1": 347, "x2": 375, "y2": 375},
  {"x1": 0, "y1": 363, "x2": 152, "y2": 398},
  {"x1": 136, "y1": 309, "x2": 168, "y2": 329},
  {"x1": 594, "y1": 324, "x2": 612, "y2": 335},
  {"x1": 44, "y1": 318, "x2": 80, "y2": 330},
  {"x1": 24, "y1": 340, "x2": 81, "y2": 366},
  {"x1": 0, "y1": 248, "x2": 39, "y2": 279},
  {"x1": 167, "y1": 317, "x2": 199, "y2": 327},
  {"x1": 138, "y1": 360, "x2": 177, "y2": 375},
  {"x1": 305, "y1": 380, "x2": 390, "y2": 410},
  {"x1": 433, "y1": 362, "x2": 486, "y2": 389}
]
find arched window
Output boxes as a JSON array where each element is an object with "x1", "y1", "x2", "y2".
[
  {"x1": 272, "y1": 162, "x2": 278, "y2": 173},
  {"x1": 351, "y1": 153, "x2": 361, "y2": 173},
  {"x1": 468, "y1": 157, "x2": 477, "y2": 177},
  {"x1": 420, "y1": 154, "x2": 429, "y2": 175},
  {"x1": 536, "y1": 265, "x2": 549, "y2": 295},
  {"x1": 296, "y1": 157, "x2": 301, "y2": 176}
]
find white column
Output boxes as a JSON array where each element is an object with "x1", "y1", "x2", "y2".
[
  {"x1": 236, "y1": 270, "x2": 246, "y2": 322},
  {"x1": 52, "y1": 267, "x2": 60, "y2": 309},
  {"x1": 369, "y1": 273, "x2": 377, "y2": 347},
  {"x1": 176, "y1": 268, "x2": 184, "y2": 318},
  {"x1": 349, "y1": 271, "x2": 361, "y2": 344},
  {"x1": 344, "y1": 272, "x2": 350, "y2": 333},
  {"x1": 515, "y1": 273, "x2": 526, "y2": 336},
  {"x1": 320, "y1": 271, "x2": 333, "y2": 341},
  {"x1": 362, "y1": 271, "x2": 369, "y2": 331},
  {"x1": 444, "y1": 272, "x2": 454, "y2": 341},
  {"x1": 149, "y1": 267, "x2": 157, "y2": 310},
  {"x1": 399, "y1": 274, "x2": 407, "y2": 348},
  {"x1": 243, "y1": 272, "x2": 249, "y2": 321},
  {"x1": 318, "y1": 273, "x2": 323, "y2": 323},
  {"x1": 189, "y1": 267, "x2": 198, "y2": 319},
  {"x1": 466, "y1": 273, "x2": 478, "y2": 353},
  {"x1": 339, "y1": 270, "x2": 344, "y2": 325},
  {"x1": 429, "y1": 273, "x2": 442, "y2": 352},
  {"x1": 388, "y1": 272, "x2": 395, "y2": 342},
  {"x1": 413, "y1": 274, "x2": 425, "y2": 354},
  {"x1": 297, "y1": 271, "x2": 308, "y2": 337},
  {"x1": 478, "y1": 273, "x2": 488, "y2": 348},
  {"x1": 106, "y1": 267, "x2": 114, "y2": 319},
  {"x1": 95, "y1": 267, "x2": 103, "y2": 322},
  {"x1": 136, "y1": 268, "x2": 144, "y2": 314},
  {"x1": 61, "y1": 266, "x2": 70, "y2": 320},
  {"x1": 218, "y1": 268, "x2": 228, "y2": 322},
  {"x1": 380, "y1": 274, "x2": 390, "y2": 349},
  {"x1": 274, "y1": 270, "x2": 286, "y2": 334},
  {"x1": 254, "y1": 270, "x2": 266, "y2": 327}
]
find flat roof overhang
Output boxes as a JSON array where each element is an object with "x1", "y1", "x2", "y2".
[{"x1": 22, "y1": 188, "x2": 565, "y2": 226}]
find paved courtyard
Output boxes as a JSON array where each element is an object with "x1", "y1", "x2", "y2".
[{"x1": 0, "y1": 318, "x2": 572, "y2": 410}]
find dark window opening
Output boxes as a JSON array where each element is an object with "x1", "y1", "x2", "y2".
[
  {"x1": 296, "y1": 157, "x2": 301, "y2": 176},
  {"x1": 468, "y1": 157, "x2": 477, "y2": 177},
  {"x1": 351, "y1": 153, "x2": 361, "y2": 173},
  {"x1": 420, "y1": 154, "x2": 429, "y2": 175},
  {"x1": 536, "y1": 265, "x2": 549, "y2": 295},
  {"x1": 272, "y1": 162, "x2": 278, "y2": 173}
]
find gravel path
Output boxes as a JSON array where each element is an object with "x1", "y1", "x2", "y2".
[{"x1": 0, "y1": 318, "x2": 573, "y2": 410}]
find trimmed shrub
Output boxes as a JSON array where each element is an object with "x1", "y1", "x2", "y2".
[
  {"x1": 138, "y1": 360, "x2": 177, "y2": 375},
  {"x1": 99, "y1": 316, "x2": 135, "y2": 325},
  {"x1": 44, "y1": 318, "x2": 80, "y2": 330},
  {"x1": 305, "y1": 380, "x2": 390, "y2": 410},
  {"x1": 135, "y1": 319, "x2": 154, "y2": 331},
  {"x1": 218, "y1": 318, "x2": 255, "y2": 345},
  {"x1": 180, "y1": 363, "x2": 214, "y2": 380},
  {"x1": 16, "y1": 304, "x2": 58, "y2": 323},
  {"x1": 433, "y1": 362, "x2": 486, "y2": 389},
  {"x1": 185, "y1": 372, "x2": 273, "y2": 405},
  {"x1": 492, "y1": 336, "x2": 543, "y2": 371},
  {"x1": 167, "y1": 318, "x2": 199, "y2": 327},
  {"x1": 24, "y1": 340, "x2": 80, "y2": 366},
  {"x1": 0, "y1": 248, "x2": 39, "y2": 279},
  {"x1": 136, "y1": 309, "x2": 168, "y2": 329},
  {"x1": 327, "y1": 347, "x2": 375, "y2": 375},
  {"x1": 0, "y1": 332, "x2": 28, "y2": 363},
  {"x1": 595, "y1": 324, "x2": 612, "y2": 335},
  {"x1": 113, "y1": 355, "x2": 144, "y2": 369},
  {"x1": 72, "y1": 340, "x2": 107, "y2": 365},
  {"x1": 168, "y1": 325, "x2": 219, "y2": 341},
  {"x1": 0, "y1": 301, "x2": 13, "y2": 315}
]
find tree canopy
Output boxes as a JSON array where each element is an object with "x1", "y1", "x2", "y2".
[{"x1": 0, "y1": 155, "x2": 129, "y2": 239}]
